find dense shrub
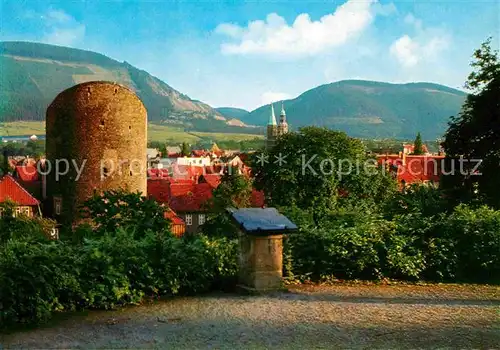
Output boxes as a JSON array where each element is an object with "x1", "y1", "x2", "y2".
[
  {"x1": 288, "y1": 217, "x2": 425, "y2": 281},
  {"x1": 0, "y1": 240, "x2": 83, "y2": 326},
  {"x1": 287, "y1": 205, "x2": 500, "y2": 284},
  {"x1": 0, "y1": 223, "x2": 238, "y2": 328},
  {"x1": 423, "y1": 205, "x2": 500, "y2": 283},
  {"x1": 2, "y1": 189, "x2": 500, "y2": 329}
]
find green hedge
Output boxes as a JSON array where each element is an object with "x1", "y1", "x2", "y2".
[
  {"x1": 0, "y1": 228, "x2": 238, "y2": 328},
  {"x1": 286, "y1": 205, "x2": 500, "y2": 284}
]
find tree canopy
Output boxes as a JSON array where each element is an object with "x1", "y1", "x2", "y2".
[
  {"x1": 252, "y1": 126, "x2": 396, "y2": 224},
  {"x1": 442, "y1": 38, "x2": 500, "y2": 207}
]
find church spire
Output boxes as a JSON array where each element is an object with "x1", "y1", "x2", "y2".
[
  {"x1": 268, "y1": 103, "x2": 277, "y2": 125},
  {"x1": 278, "y1": 101, "x2": 288, "y2": 135}
]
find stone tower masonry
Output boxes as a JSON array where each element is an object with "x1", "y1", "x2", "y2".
[{"x1": 45, "y1": 81, "x2": 147, "y2": 226}]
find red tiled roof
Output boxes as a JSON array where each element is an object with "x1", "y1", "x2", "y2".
[
  {"x1": 147, "y1": 179, "x2": 171, "y2": 203},
  {"x1": 148, "y1": 168, "x2": 170, "y2": 180},
  {"x1": 169, "y1": 182, "x2": 213, "y2": 212},
  {"x1": 15, "y1": 165, "x2": 39, "y2": 182},
  {"x1": 164, "y1": 208, "x2": 185, "y2": 226},
  {"x1": 0, "y1": 175, "x2": 40, "y2": 206},
  {"x1": 199, "y1": 174, "x2": 222, "y2": 188},
  {"x1": 397, "y1": 156, "x2": 445, "y2": 184},
  {"x1": 170, "y1": 182, "x2": 196, "y2": 197}
]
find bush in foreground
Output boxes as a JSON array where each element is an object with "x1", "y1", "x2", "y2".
[{"x1": 0, "y1": 227, "x2": 238, "y2": 328}]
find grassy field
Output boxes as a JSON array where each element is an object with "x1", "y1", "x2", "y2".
[{"x1": 1, "y1": 121, "x2": 264, "y2": 144}]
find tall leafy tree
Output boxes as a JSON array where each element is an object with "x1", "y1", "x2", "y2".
[
  {"x1": 442, "y1": 38, "x2": 500, "y2": 207},
  {"x1": 253, "y1": 126, "x2": 396, "y2": 224},
  {"x1": 412, "y1": 132, "x2": 424, "y2": 155},
  {"x1": 81, "y1": 190, "x2": 172, "y2": 238}
]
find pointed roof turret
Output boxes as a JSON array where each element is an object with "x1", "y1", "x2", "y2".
[
  {"x1": 268, "y1": 103, "x2": 277, "y2": 125},
  {"x1": 280, "y1": 101, "x2": 286, "y2": 117}
]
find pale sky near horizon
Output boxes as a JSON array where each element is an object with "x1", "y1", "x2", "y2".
[{"x1": 1, "y1": 0, "x2": 499, "y2": 111}]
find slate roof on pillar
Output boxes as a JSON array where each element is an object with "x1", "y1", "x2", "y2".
[{"x1": 227, "y1": 207, "x2": 298, "y2": 234}]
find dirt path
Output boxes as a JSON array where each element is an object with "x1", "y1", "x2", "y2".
[{"x1": 2, "y1": 283, "x2": 499, "y2": 349}]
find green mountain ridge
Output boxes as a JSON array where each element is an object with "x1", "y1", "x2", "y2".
[
  {"x1": 215, "y1": 107, "x2": 250, "y2": 121},
  {"x1": 0, "y1": 41, "x2": 257, "y2": 134},
  {"x1": 245, "y1": 80, "x2": 467, "y2": 139},
  {"x1": 0, "y1": 41, "x2": 467, "y2": 139}
]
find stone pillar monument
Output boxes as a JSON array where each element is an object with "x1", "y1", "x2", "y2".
[{"x1": 228, "y1": 207, "x2": 298, "y2": 292}]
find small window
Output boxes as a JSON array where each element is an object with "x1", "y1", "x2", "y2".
[
  {"x1": 14, "y1": 207, "x2": 22, "y2": 217},
  {"x1": 198, "y1": 214, "x2": 205, "y2": 225},
  {"x1": 185, "y1": 214, "x2": 193, "y2": 226},
  {"x1": 22, "y1": 207, "x2": 31, "y2": 217}
]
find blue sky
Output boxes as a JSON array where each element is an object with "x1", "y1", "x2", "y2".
[{"x1": 1, "y1": 0, "x2": 498, "y2": 110}]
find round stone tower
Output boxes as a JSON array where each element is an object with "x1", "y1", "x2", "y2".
[{"x1": 45, "y1": 81, "x2": 147, "y2": 226}]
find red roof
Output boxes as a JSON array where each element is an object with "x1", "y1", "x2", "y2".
[
  {"x1": 164, "y1": 208, "x2": 185, "y2": 226},
  {"x1": 192, "y1": 150, "x2": 208, "y2": 157},
  {"x1": 199, "y1": 174, "x2": 222, "y2": 188},
  {"x1": 15, "y1": 165, "x2": 39, "y2": 182},
  {"x1": 169, "y1": 182, "x2": 213, "y2": 212},
  {"x1": 148, "y1": 168, "x2": 170, "y2": 180},
  {"x1": 0, "y1": 175, "x2": 40, "y2": 206},
  {"x1": 397, "y1": 156, "x2": 445, "y2": 184},
  {"x1": 147, "y1": 179, "x2": 171, "y2": 203}
]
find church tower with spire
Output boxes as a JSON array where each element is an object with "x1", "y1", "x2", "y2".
[
  {"x1": 266, "y1": 103, "x2": 278, "y2": 149},
  {"x1": 278, "y1": 101, "x2": 288, "y2": 135}
]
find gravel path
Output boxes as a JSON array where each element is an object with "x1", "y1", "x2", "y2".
[{"x1": 2, "y1": 284, "x2": 499, "y2": 349}]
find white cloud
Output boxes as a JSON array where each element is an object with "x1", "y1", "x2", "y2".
[
  {"x1": 261, "y1": 91, "x2": 292, "y2": 105},
  {"x1": 390, "y1": 35, "x2": 419, "y2": 67},
  {"x1": 40, "y1": 9, "x2": 85, "y2": 46},
  {"x1": 215, "y1": 0, "x2": 395, "y2": 57},
  {"x1": 43, "y1": 25, "x2": 86, "y2": 47},
  {"x1": 390, "y1": 13, "x2": 450, "y2": 67},
  {"x1": 46, "y1": 10, "x2": 73, "y2": 24}
]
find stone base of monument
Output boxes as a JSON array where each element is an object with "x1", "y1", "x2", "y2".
[{"x1": 227, "y1": 207, "x2": 298, "y2": 295}]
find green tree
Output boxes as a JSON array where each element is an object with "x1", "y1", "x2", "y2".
[
  {"x1": 252, "y1": 126, "x2": 395, "y2": 224},
  {"x1": 202, "y1": 168, "x2": 253, "y2": 238},
  {"x1": 412, "y1": 132, "x2": 424, "y2": 155},
  {"x1": 442, "y1": 38, "x2": 500, "y2": 207},
  {"x1": 181, "y1": 142, "x2": 191, "y2": 157},
  {"x1": 81, "y1": 190, "x2": 172, "y2": 238}
]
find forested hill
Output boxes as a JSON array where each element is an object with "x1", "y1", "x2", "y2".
[
  {"x1": 245, "y1": 80, "x2": 466, "y2": 139},
  {"x1": 0, "y1": 41, "x2": 255, "y2": 133}
]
